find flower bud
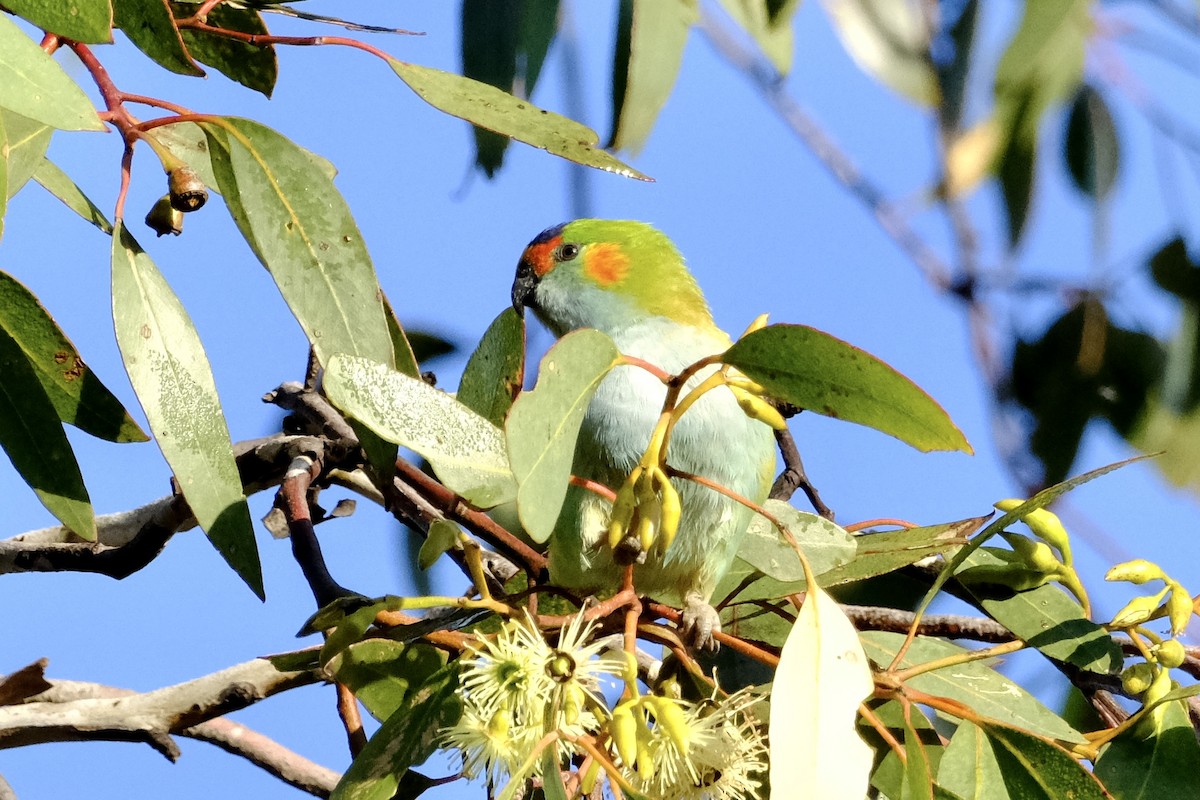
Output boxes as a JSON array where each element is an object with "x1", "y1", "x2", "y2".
[
  {"x1": 729, "y1": 385, "x2": 788, "y2": 430},
  {"x1": 1166, "y1": 583, "x2": 1194, "y2": 636},
  {"x1": 655, "y1": 470, "x2": 681, "y2": 552},
  {"x1": 1002, "y1": 533, "x2": 1060, "y2": 575},
  {"x1": 1155, "y1": 639, "x2": 1186, "y2": 669},
  {"x1": 167, "y1": 165, "x2": 208, "y2": 212},
  {"x1": 996, "y1": 500, "x2": 1072, "y2": 562},
  {"x1": 1121, "y1": 662, "x2": 1155, "y2": 696},
  {"x1": 610, "y1": 702, "x2": 639, "y2": 768},
  {"x1": 1106, "y1": 559, "x2": 1167, "y2": 585},
  {"x1": 648, "y1": 696, "x2": 691, "y2": 756},
  {"x1": 1110, "y1": 595, "x2": 1161, "y2": 628},
  {"x1": 144, "y1": 194, "x2": 183, "y2": 237}
]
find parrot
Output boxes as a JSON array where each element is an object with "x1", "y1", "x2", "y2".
[{"x1": 510, "y1": 219, "x2": 778, "y2": 648}]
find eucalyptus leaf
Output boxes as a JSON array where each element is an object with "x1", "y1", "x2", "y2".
[
  {"x1": 506, "y1": 329, "x2": 622, "y2": 542},
  {"x1": 111, "y1": 222, "x2": 261, "y2": 597},
  {"x1": 822, "y1": 0, "x2": 938, "y2": 105},
  {"x1": 769, "y1": 585, "x2": 874, "y2": 799},
  {"x1": 457, "y1": 308, "x2": 525, "y2": 427},
  {"x1": 0, "y1": 326, "x2": 95, "y2": 540},
  {"x1": 33, "y1": 158, "x2": 112, "y2": 233},
  {"x1": 937, "y1": 722, "x2": 1007, "y2": 800},
  {"x1": 0, "y1": 15, "x2": 105, "y2": 131},
  {"x1": 609, "y1": 0, "x2": 696, "y2": 154},
  {"x1": 114, "y1": 0, "x2": 204, "y2": 76},
  {"x1": 722, "y1": 323, "x2": 972, "y2": 453},
  {"x1": 0, "y1": 270, "x2": 145, "y2": 442},
  {"x1": 978, "y1": 722, "x2": 1109, "y2": 799},
  {"x1": 1095, "y1": 699, "x2": 1200, "y2": 800},
  {"x1": 718, "y1": 0, "x2": 799, "y2": 74},
  {"x1": 330, "y1": 664, "x2": 463, "y2": 800},
  {"x1": 175, "y1": 2, "x2": 277, "y2": 96},
  {"x1": 201, "y1": 118, "x2": 393, "y2": 370},
  {"x1": 740, "y1": 499, "x2": 855, "y2": 582},
  {"x1": 324, "y1": 355, "x2": 517, "y2": 508},
  {"x1": 861, "y1": 632, "x2": 1085, "y2": 743},
  {"x1": 960, "y1": 548, "x2": 1121, "y2": 674},
  {"x1": 3, "y1": 109, "x2": 52, "y2": 199},
  {"x1": 388, "y1": 59, "x2": 650, "y2": 181},
  {"x1": 329, "y1": 639, "x2": 445, "y2": 722},
  {"x1": 5, "y1": 0, "x2": 112, "y2": 43},
  {"x1": 1064, "y1": 84, "x2": 1119, "y2": 201}
]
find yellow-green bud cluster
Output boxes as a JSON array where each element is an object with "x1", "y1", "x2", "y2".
[
  {"x1": 607, "y1": 464, "x2": 681, "y2": 554},
  {"x1": 1105, "y1": 559, "x2": 1195, "y2": 636},
  {"x1": 992, "y1": 500, "x2": 1088, "y2": 609}
]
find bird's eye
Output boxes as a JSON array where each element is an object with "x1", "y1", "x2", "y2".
[{"x1": 556, "y1": 242, "x2": 580, "y2": 262}]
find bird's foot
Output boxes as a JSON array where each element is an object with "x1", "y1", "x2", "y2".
[{"x1": 680, "y1": 592, "x2": 721, "y2": 652}]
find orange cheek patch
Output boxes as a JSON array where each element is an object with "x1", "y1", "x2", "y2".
[
  {"x1": 584, "y1": 243, "x2": 630, "y2": 286},
  {"x1": 522, "y1": 236, "x2": 561, "y2": 276}
]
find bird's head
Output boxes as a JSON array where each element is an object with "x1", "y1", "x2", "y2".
[{"x1": 511, "y1": 219, "x2": 714, "y2": 337}]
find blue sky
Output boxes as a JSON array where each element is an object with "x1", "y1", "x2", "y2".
[{"x1": 3, "y1": 1, "x2": 1198, "y2": 797}]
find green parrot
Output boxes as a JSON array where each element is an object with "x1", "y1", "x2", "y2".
[{"x1": 511, "y1": 219, "x2": 778, "y2": 648}]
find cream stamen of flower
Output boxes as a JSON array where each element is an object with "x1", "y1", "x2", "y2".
[
  {"x1": 439, "y1": 703, "x2": 522, "y2": 787},
  {"x1": 459, "y1": 615, "x2": 554, "y2": 723},
  {"x1": 625, "y1": 687, "x2": 768, "y2": 800}
]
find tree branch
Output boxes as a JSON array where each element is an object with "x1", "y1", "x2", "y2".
[
  {"x1": 1, "y1": 659, "x2": 337, "y2": 796},
  {"x1": 0, "y1": 656, "x2": 321, "y2": 752},
  {"x1": 0, "y1": 435, "x2": 326, "y2": 578}
]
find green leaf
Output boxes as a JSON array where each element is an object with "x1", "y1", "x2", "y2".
[
  {"x1": 935, "y1": 0, "x2": 978, "y2": 132},
  {"x1": 740, "y1": 499, "x2": 856, "y2": 582},
  {"x1": 1064, "y1": 84, "x2": 1119, "y2": 201},
  {"x1": 330, "y1": 639, "x2": 446, "y2": 723},
  {"x1": 0, "y1": 112, "x2": 9, "y2": 242},
  {"x1": 461, "y1": 0, "x2": 519, "y2": 176},
  {"x1": 387, "y1": 59, "x2": 651, "y2": 181},
  {"x1": 769, "y1": 585, "x2": 874, "y2": 799},
  {"x1": 991, "y1": 0, "x2": 1088, "y2": 247},
  {"x1": 1011, "y1": 301, "x2": 1163, "y2": 486},
  {"x1": 1150, "y1": 236, "x2": 1200, "y2": 303},
  {"x1": 324, "y1": 355, "x2": 517, "y2": 508},
  {"x1": 608, "y1": 0, "x2": 696, "y2": 154},
  {"x1": 959, "y1": 548, "x2": 1121, "y2": 674},
  {"x1": 201, "y1": 118, "x2": 393, "y2": 369},
  {"x1": 176, "y1": 2, "x2": 277, "y2": 96},
  {"x1": 540, "y1": 748, "x2": 570, "y2": 800},
  {"x1": 114, "y1": 0, "x2": 204, "y2": 76},
  {"x1": 861, "y1": 632, "x2": 1085, "y2": 743},
  {"x1": 937, "y1": 722, "x2": 1008, "y2": 800},
  {"x1": 0, "y1": 270, "x2": 145, "y2": 442},
  {"x1": 3, "y1": 109, "x2": 52, "y2": 199},
  {"x1": 458, "y1": 308, "x2": 525, "y2": 427},
  {"x1": 1095, "y1": 698, "x2": 1200, "y2": 800},
  {"x1": 5, "y1": 0, "x2": 113, "y2": 43},
  {"x1": 330, "y1": 663, "x2": 463, "y2": 800},
  {"x1": 900, "y1": 703, "x2": 937, "y2": 800},
  {"x1": 404, "y1": 330, "x2": 455, "y2": 365},
  {"x1": 722, "y1": 324, "x2": 972, "y2": 453},
  {"x1": 823, "y1": 0, "x2": 939, "y2": 106},
  {"x1": 519, "y1": 0, "x2": 559, "y2": 96},
  {"x1": 380, "y1": 293, "x2": 419, "y2": 377},
  {"x1": 978, "y1": 722, "x2": 1110, "y2": 799},
  {"x1": 718, "y1": 0, "x2": 799, "y2": 74},
  {"x1": 0, "y1": 15, "x2": 105, "y2": 131},
  {"x1": 32, "y1": 157, "x2": 112, "y2": 232},
  {"x1": 0, "y1": 326, "x2": 95, "y2": 539},
  {"x1": 418, "y1": 519, "x2": 461, "y2": 571},
  {"x1": 820, "y1": 517, "x2": 982, "y2": 587},
  {"x1": 505, "y1": 329, "x2": 622, "y2": 543},
  {"x1": 111, "y1": 221, "x2": 262, "y2": 597}
]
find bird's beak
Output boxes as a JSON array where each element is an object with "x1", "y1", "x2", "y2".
[{"x1": 512, "y1": 256, "x2": 538, "y2": 316}]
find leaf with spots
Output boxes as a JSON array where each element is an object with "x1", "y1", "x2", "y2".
[
  {"x1": 324, "y1": 355, "x2": 517, "y2": 508},
  {"x1": 723, "y1": 323, "x2": 972, "y2": 453},
  {"x1": 506, "y1": 329, "x2": 622, "y2": 542},
  {"x1": 0, "y1": 270, "x2": 145, "y2": 442},
  {"x1": 111, "y1": 221, "x2": 261, "y2": 597}
]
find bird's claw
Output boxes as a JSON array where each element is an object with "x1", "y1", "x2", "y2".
[{"x1": 681, "y1": 593, "x2": 721, "y2": 652}]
